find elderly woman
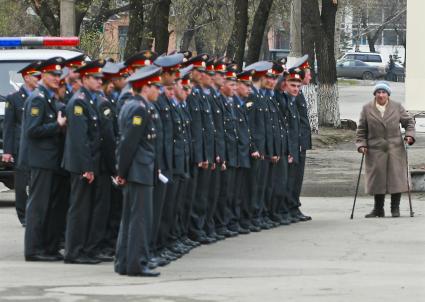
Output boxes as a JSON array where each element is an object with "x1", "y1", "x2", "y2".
[{"x1": 356, "y1": 81, "x2": 415, "y2": 218}]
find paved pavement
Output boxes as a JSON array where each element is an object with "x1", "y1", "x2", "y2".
[
  {"x1": 1, "y1": 82, "x2": 425, "y2": 301},
  {"x1": 0, "y1": 195, "x2": 424, "y2": 302}
]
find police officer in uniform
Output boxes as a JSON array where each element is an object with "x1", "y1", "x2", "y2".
[
  {"x1": 62, "y1": 54, "x2": 86, "y2": 104},
  {"x1": 234, "y1": 70, "x2": 260, "y2": 232},
  {"x1": 63, "y1": 60, "x2": 108, "y2": 264},
  {"x1": 293, "y1": 56, "x2": 313, "y2": 221},
  {"x1": 172, "y1": 65, "x2": 199, "y2": 249},
  {"x1": 20, "y1": 57, "x2": 67, "y2": 261},
  {"x1": 3, "y1": 61, "x2": 40, "y2": 226},
  {"x1": 204, "y1": 58, "x2": 227, "y2": 240},
  {"x1": 184, "y1": 54, "x2": 215, "y2": 244},
  {"x1": 244, "y1": 61, "x2": 275, "y2": 230},
  {"x1": 117, "y1": 51, "x2": 158, "y2": 114},
  {"x1": 217, "y1": 65, "x2": 249, "y2": 235},
  {"x1": 262, "y1": 63, "x2": 289, "y2": 226},
  {"x1": 114, "y1": 65, "x2": 162, "y2": 277},
  {"x1": 188, "y1": 54, "x2": 218, "y2": 244},
  {"x1": 100, "y1": 62, "x2": 131, "y2": 255},
  {"x1": 152, "y1": 53, "x2": 187, "y2": 261},
  {"x1": 283, "y1": 66, "x2": 309, "y2": 222}
]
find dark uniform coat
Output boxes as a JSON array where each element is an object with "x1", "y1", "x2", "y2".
[
  {"x1": 63, "y1": 87, "x2": 102, "y2": 175},
  {"x1": 4, "y1": 86, "x2": 29, "y2": 158},
  {"x1": 22, "y1": 85, "x2": 63, "y2": 170},
  {"x1": 296, "y1": 91, "x2": 312, "y2": 151},
  {"x1": 117, "y1": 96, "x2": 157, "y2": 185}
]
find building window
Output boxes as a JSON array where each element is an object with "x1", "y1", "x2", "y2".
[
  {"x1": 118, "y1": 26, "x2": 128, "y2": 60},
  {"x1": 274, "y1": 29, "x2": 289, "y2": 50},
  {"x1": 383, "y1": 29, "x2": 398, "y2": 45}
]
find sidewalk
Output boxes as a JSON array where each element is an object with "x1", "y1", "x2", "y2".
[{"x1": 0, "y1": 195, "x2": 424, "y2": 302}]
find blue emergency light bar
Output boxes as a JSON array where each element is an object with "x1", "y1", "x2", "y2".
[{"x1": 0, "y1": 37, "x2": 80, "y2": 47}]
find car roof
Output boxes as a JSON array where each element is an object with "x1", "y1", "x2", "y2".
[
  {"x1": 344, "y1": 52, "x2": 382, "y2": 56},
  {"x1": 0, "y1": 48, "x2": 85, "y2": 61}
]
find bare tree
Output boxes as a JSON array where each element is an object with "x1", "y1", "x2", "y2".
[
  {"x1": 124, "y1": 0, "x2": 145, "y2": 59},
  {"x1": 246, "y1": 0, "x2": 274, "y2": 65},
  {"x1": 304, "y1": 0, "x2": 340, "y2": 127},
  {"x1": 27, "y1": 0, "x2": 130, "y2": 35},
  {"x1": 301, "y1": 0, "x2": 319, "y2": 133},
  {"x1": 226, "y1": 0, "x2": 249, "y2": 69},
  {"x1": 152, "y1": 0, "x2": 172, "y2": 54}
]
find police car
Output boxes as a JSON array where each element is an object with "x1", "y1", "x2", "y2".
[{"x1": 0, "y1": 37, "x2": 83, "y2": 188}]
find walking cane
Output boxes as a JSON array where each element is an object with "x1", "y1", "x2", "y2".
[
  {"x1": 350, "y1": 153, "x2": 365, "y2": 219},
  {"x1": 404, "y1": 143, "x2": 414, "y2": 217}
]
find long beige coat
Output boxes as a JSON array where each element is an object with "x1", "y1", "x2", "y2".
[{"x1": 356, "y1": 100, "x2": 415, "y2": 195}]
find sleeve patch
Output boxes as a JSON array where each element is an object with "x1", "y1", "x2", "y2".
[
  {"x1": 74, "y1": 105, "x2": 83, "y2": 116},
  {"x1": 132, "y1": 115, "x2": 142, "y2": 126},
  {"x1": 30, "y1": 107, "x2": 39, "y2": 116}
]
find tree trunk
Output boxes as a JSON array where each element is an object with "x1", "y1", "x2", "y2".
[
  {"x1": 226, "y1": 0, "x2": 248, "y2": 69},
  {"x1": 29, "y1": 0, "x2": 60, "y2": 36},
  {"x1": 316, "y1": 0, "x2": 340, "y2": 127},
  {"x1": 246, "y1": 0, "x2": 274, "y2": 65},
  {"x1": 124, "y1": 0, "x2": 145, "y2": 59},
  {"x1": 289, "y1": 0, "x2": 302, "y2": 59},
  {"x1": 301, "y1": 0, "x2": 320, "y2": 133},
  {"x1": 334, "y1": 0, "x2": 344, "y2": 60},
  {"x1": 301, "y1": 0, "x2": 317, "y2": 83},
  {"x1": 179, "y1": 3, "x2": 205, "y2": 51},
  {"x1": 302, "y1": 84, "x2": 319, "y2": 133},
  {"x1": 152, "y1": 0, "x2": 171, "y2": 54},
  {"x1": 259, "y1": 24, "x2": 270, "y2": 60},
  {"x1": 194, "y1": 28, "x2": 209, "y2": 54},
  {"x1": 317, "y1": 83, "x2": 340, "y2": 127},
  {"x1": 367, "y1": 36, "x2": 376, "y2": 52}
]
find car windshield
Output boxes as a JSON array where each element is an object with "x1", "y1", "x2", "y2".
[{"x1": 0, "y1": 61, "x2": 32, "y2": 98}]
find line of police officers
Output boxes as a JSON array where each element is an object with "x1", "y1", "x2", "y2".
[{"x1": 3, "y1": 50, "x2": 313, "y2": 277}]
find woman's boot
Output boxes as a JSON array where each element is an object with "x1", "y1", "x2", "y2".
[
  {"x1": 365, "y1": 194, "x2": 385, "y2": 218},
  {"x1": 391, "y1": 193, "x2": 401, "y2": 217}
]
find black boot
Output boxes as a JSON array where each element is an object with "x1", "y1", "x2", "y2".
[
  {"x1": 365, "y1": 194, "x2": 385, "y2": 218},
  {"x1": 391, "y1": 193, "x2": 401, "y2": 218}
]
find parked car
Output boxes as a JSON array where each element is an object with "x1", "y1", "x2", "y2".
[
  {"x1": 336, "y1": 59, "x2": 386, "y2": 80},
  {"x1": 0, "y1": 38, "x2": 82, "y2": 189},
  {"x1": 340, "y1": 51, "x2": 385, "y2": 68}
]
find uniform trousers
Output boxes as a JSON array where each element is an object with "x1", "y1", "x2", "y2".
[
  {"x1": 287, "y1": 150, "x2": 306, "y2": 210},
  {"x1": 15, "y1": 167, "x2": 29, "y2": 224},
  {"x1": 189, "y1": 167, "x2": 212, "y2": 239},
  {"x1": 114, "y1": 182, "x2": 153, "y2": 275},
  {"x1": 25, "y1": 168, "x2": 61, "y2": 257},
  {"x1": 214, "y1": 167, "x2": 236, "y2": 233},
  {"x1": 65, "y1": 173, "x2": 111, "y2": 260}
]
